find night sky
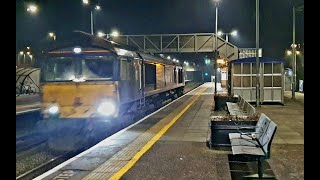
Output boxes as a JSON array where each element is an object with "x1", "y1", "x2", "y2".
[{"x1": 16, "y1": 0, "x2": 304, "y2": 59}]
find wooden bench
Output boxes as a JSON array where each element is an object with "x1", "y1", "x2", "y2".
[{"x1": 228, "y1": 116, "x2": 277, "y2": 179}]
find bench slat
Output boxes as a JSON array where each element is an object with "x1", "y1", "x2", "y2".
[
  {"x1": 231, "y1": 146, "x2": 264, "y2": 156},
  {"x1": 230, "y1": 138, "x2": 259, "y2": 147},
  {"x1": 229, "y1": 133, "x2": 252, "y2": 140}
]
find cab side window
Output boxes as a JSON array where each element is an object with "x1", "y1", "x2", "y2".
[{"x1": 120, "y1": 58, "x2": 131, "y2": 80}]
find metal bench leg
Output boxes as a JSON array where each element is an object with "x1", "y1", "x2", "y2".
[{"x1": 242, "y1": 158, "x2": 277, "y2": 179}]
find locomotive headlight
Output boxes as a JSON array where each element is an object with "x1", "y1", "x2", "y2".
[
  {"x1": 48, "y1": 105, "x2": 59, "y2": 114},
  {"x1": 97, "y1": 101, "x2": 116, "y2": 116}
]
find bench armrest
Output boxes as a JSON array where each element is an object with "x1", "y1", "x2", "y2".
[
  {"x1": 238, "y1": 126, "x2": 255, "y2": 130},
  {"x1": 238, "y1": 132, "x2": 258, "y2": 140}
]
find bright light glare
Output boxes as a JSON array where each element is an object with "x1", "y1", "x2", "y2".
[
  {"x1": 97, "y1": 31, "x2": 106, "y2": 37},
  {"x1": 20, "y1": 51, "x2": 24, "y2": 55},
  {"x1": 97, "y1": 101, "x2": 116, "y2": 116},
  {"x1": 27, "y1": 5, "x2": 38, "y2": 13},
  {"x1": 116, "y1": 49, "x2": 128, "y2": 56},
  {"x1": 286, "y1": 50, "x2": 292, "y2": 55},
  {"x1": 82, "y1": 0, "x2": 89, "y2": 5},
  {"x1": 72, "y1": 77, "x2": 86, "y2": 82},
  {"x1": 217, "y1": 59, "x2": 225, "y2": 64},
  {"x1": 69, "y1": 75, "x2": 76, "y2": 80},
  {"x1": 217, "y1": 31, "x2": 223, "y2": 36},
  {"x1": 167, "y1": 56, "x2": 171, "y2": 59},
  {"x1": 48, "y1": 106, "x2": 59, "y2": 114},
  {"x1": 230, "y1": 30, "x2": 237, "y2": 36},
  {"x1": 73, "y1": 47, "x2": 82, "y2": 54},
  {"x1": 49, "y1": 32, "x2": 55, "y2": 37},
  {"x1": 110, "y1": 31, "x2": 119, "y2": 37},
  {"x1": 95, "y1": 5, "x2": 101, "y2": 10},
  {"x1": 296, "y1": 51, "x2": 300, "y2": 55}
]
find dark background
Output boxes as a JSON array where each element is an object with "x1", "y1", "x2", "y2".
[{"x1": 16, "y1": 0, "x2": 304, "y2": 59}]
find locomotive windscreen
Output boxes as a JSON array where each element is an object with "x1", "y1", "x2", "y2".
[{"x1": 41, "y1": 54, "x2": 118, "y2": 82}]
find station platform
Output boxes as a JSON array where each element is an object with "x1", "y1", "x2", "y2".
[{"x1": 31, "y1": 82, "x2": 303, "y2": 179}]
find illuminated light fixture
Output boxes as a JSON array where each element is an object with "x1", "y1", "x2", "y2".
[
  {"x1": 110, "y1": 31, "x2": 119, "y2": 37},
  {"x1": 167, "y1": 56, "x2": 171, "y2": 59},
  {"x1": 48, "y1": 105, "x2": 59, "y2": 114},
  {"x1": 49, "y1": 32, "x2": 55, "y2": 37},
  {"x1": 20, "y1": 51, "x2": 24, "y2": 55},
  {"x1": 291, "y1": 44, "x2": 297, "y2": 48},
  {"x1": 27, "y1": 52, "x2": 31, "y2": 55},
  {"x1": 97, "y1": 101, "x2": 116, "y2": 116},
  {"x1": 97, "y1": 31, "x2": 106, "y2": 37},
  {"x1": 27, "y1": 4, "x2": 38, "y2": 13},
  {"x1": 176, "y1": 60, "x2": 179, "y2": 63},
  {"x1": 230, "y1": 30, "x2": 237, "y2": 36},
  {"x1": 73, "y1": 47, "x2": 82, "y2": 54},
  {"x1": 296, "y1": 51, "x2": 300, "y2": 55},
  {"x1": 217, "y1": 58, "x2": 226, "y2": 64},
  {"x1": 286, "y1": 50, "x2": 292, "y2": 56},
  {"x1": 95, "y1": 5, "x2": 101, "y2": 10},
  {"x1": 82, "y1": 0, "x2": 89, "y2": 5},
  {"x1": 173, "y1": 58, "x2": 176, "y2": 62},
  {"x1": 72, "y1": 77, "x2": 86, "y2": 82},
  {"x1": 217, "y1": 31, "x2": 223, "y2": 36}
]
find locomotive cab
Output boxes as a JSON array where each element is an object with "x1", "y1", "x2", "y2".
[{"x1": 40, "y1": 46, "x2": 122, "y2": 119}]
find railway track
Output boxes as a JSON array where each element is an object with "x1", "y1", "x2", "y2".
[
  {"x1": 16, "y1": 150, "x2": 81, "y2": 180},
  {"x1": 16, "y1": 82, "x2": 203, "y2": 179},
  {"x1": 16, "y1": 133, "x2": 48, "y2": 154}
]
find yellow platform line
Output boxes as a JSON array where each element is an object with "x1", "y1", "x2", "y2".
[{"x1": 109, "y1": 86, "x2": 208, "y2": 180}]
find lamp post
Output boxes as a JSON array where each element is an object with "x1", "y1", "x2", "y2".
[
  {"x1": 213, "y1": 0, "x2": 219, "y2": 95},
  {"x1": 292, "y1": 5, "x2": 296, "y2": 100},
  {"x1": 83, "y1": 0, "x2": 101, "y2": 35},
  {"x1": 286, "y1": 48, "x2": 300, "y2": 93},
  {"x1": 255, "y1": 0, "x2": 260, "y2": 107},
  {"x1": 291, "y1": 1, "x2": 303, "y2": 99},
  {"x1": 18, "y1": 51, "x2": 24, "y2": 66}
]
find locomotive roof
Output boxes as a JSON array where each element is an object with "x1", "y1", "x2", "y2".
[
  {"x1": 43, "y1": 31, "x2": 181, "y2": 66},
  {"x1": 44, "y1": 30, "x2": 138, "y2": 53}
]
